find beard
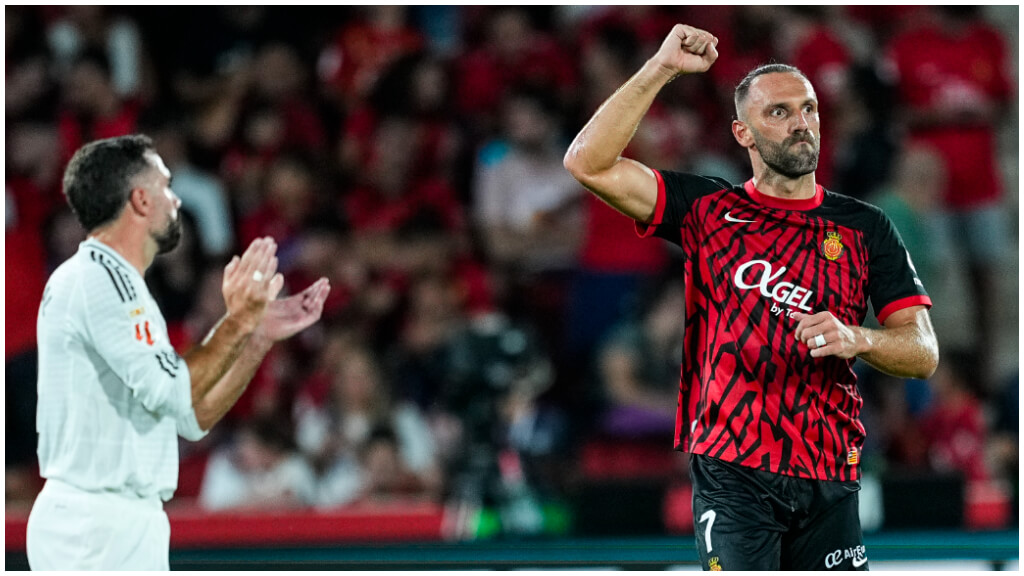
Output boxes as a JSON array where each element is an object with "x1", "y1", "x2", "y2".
[
  {"x1": 751, "y1": 128, "x2": 819, "y2": 178},
  {"x1": 154, "y1": 215, "x2": 182, "y2": 254}
]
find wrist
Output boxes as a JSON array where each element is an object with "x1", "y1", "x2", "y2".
[
  {"x1": 220, "y1": 312, "x2": 259, "y2": 338},
  {"x1": 248, "y1": 327, "x2": 275, "y2": 352},
  {"x1": 643, "y1": 58, "x2": 681, "y2": 84},
  {"x1": 853, "y1": 326, "x2": 874, "y2": 357}
]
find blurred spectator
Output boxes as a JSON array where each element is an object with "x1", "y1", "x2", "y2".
[
  {"x1": 388, "y1": 273, "x2": 467, "y2": 410},
  {"x1": 56, "y1": 49, "x2": 141, "y2": 167},
  {"x1": 171, "y1": 7, "x2": 289, "y2": 106},
  {"x1": 343, "y1": 114, "x2": 466, "y2": 318},
  {"x1": 883, "y1": 6, "x2": 1015, "y2": 392},
  {"x1": 472, "y1": 87, "x2": 582, "y2": 274},
  {"x1": 859, "y1": 369, "x2": 930, "y2": 474},
  {"x1": 455, "y1": 7, "x2": 576, "y2": 134},
  {"x1": 829, "y1": 64, "x2": 899, "y2": 200},
  {"x1": 703, "y1": 7, "x2": 778, "y2": 105},
  {"x1": 869, "y1": 144, "x2": 946, "y2": 291},
  {"x1": 6, "y1": 7, "x2": 58, "y2": 121},
  {"x1": 595, "y1": 277, "x2": 684, "y2": 438},
  {"x1": 775, "y1": 6, "x2": 852, "y2": 188},
  {"x1": 294, "y1": 346, "x2": 441, "y2": 508},
  {"x1": 354, "y1": 425, "x2": 437, "y2": 505},
  {"x1": 46, "y1": 6, "x2": 150, "y2": 100},
  {"x1": 338, "y1": 53, "x2": 462, "y2": 186},
  {"x1": 144, "y1": 112, "x2": 235, "y2": 259},
  {"x1": 317, "y1": 6, "x2": 424, "y2": 110},
  {"x1": 198, "y1": 417, "x2": 317, "y2": 511},
  {"x1": 919, "y1": 352, "x2": 991, "y2": 483},
  {"x1": 197, "y1": 41, "x2": 325, "y2": 191},
  {"x1": 239, "y1": 154, "x2": 318, "y2": 259}
]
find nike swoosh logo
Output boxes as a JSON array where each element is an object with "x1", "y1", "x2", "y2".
[
  {"x1": 852, "y1": 557, "x2": 868, "y2": 568},
  {"x1": 724, "y1": 211, "x2": 757, "y2": 223}
]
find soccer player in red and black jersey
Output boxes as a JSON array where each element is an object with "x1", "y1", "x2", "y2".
[{"x1": 565, "y1": 24, "x2": 939, "y2": 571}]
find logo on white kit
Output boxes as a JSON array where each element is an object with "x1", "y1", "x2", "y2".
[
  {"x1": 824, "y1": 545, "x2": 867, "y2": 569},
  {"x1": 733, "y1": 259, "x2": 814, "y2": 318}
]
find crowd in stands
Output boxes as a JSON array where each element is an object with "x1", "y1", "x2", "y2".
[{"x1": 6, "y1": 6, "x2": 1018, "y2": 532}]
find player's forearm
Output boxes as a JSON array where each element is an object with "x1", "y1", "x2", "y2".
[
  {"x1": 184, "y1": 313, "x2": 254, "y2": 416},
  {"x1": 564, "y1": 59, "x2": 673, "y2": 184},
  {"x1": 854, "y1": 321, "x2": 939, "y2": 379},
  {"x1": 193, "y1": 332, "x2": 273, "y2": 431}
]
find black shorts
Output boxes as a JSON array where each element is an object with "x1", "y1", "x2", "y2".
[{"x1": 689, "y1": 453, "x2": 868, "y2": 571}]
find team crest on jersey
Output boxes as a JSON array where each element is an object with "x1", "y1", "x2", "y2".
[
  {"x1": 821, "y1": 231, "x2": 844, "y2": 261},
  {"x1": 708, "y1": 557, "x2": 722, "y2": 571}
]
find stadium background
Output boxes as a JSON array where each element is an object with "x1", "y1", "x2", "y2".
[{"x1": 5, "y1": 5, "x2": 1018, "y2": 570}]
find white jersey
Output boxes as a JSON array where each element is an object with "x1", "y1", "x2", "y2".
[{"x1": 35, "y1": 238, "x2": 207, "y2": 502}]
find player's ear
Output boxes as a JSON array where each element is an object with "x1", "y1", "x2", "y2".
[
  {"x1": 732, "y1": 119, "x2": 754, "y2": 148},
  {"x1": 126, "y1": 186, "x2": 150, "y2": 217}
]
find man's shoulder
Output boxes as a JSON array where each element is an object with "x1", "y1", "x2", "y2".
[
  {"x1": 658, "y1": 170, "x2": 735, "y2": 196},
  {"x1": 819, "y1": 189, "x2": 893, "y2": 232},
  {"x1": 74, "y1": 244, "x2": 143, "y2": 305}
]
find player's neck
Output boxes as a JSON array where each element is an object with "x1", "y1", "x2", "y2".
[
  {"x1": 751, "y1": 170, "x2": 817, "y2": 201},
  {"x1": 90, "y1": 224, "x2": 155, "y2": 276}
]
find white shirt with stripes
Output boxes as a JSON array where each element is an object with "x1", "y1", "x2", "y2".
[{"x1": 35, "y1": 237, "x2": 207, "y2": 502}]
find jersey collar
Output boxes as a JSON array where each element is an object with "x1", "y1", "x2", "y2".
[
  {"x1": 82, "y1": 237, "x2": 140, "y2": 277},
  {"x1": 744, "y1": 179, "x2": 824, "y2": 211}
]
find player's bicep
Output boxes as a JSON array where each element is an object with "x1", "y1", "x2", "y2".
[
  {"x1": 81, "y1": 266, "x2": 192, "y2": 418},
  {"x1": 574, "y1": 157, "x2": 660, "y2": 223}
]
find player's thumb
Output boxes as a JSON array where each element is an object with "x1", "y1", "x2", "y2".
[
  {"x1": 705, "y1": 42, "x2": 719, "y2": 63},
  {"x1": 268, "y1": 273, "x2": 285, "y2": 301}
]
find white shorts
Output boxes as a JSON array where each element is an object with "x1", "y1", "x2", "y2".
[{"x1": 26, "y1": 479, "x2": 171, "y2": 571}]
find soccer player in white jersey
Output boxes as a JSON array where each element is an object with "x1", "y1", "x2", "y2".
[{"x1": 26, "y1": 134, "x2": 331, "y2": 570}]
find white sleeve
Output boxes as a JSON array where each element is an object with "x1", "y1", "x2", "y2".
[
  {"x1": 176, "y1": 407, "x2": 209, "y2": 442},
  {"x1": 80, "y1": 254, "x2": 194, "y2": 421}
]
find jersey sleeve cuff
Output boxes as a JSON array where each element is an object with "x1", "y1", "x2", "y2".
[
  {"x1": 876, "y1": 294, "x2": 932, "y2": 325},
  {"x1": 634, "y1": 169, "x2": 667, "y2": 238},
  {"x1": 174, "y1": 367, "x2": 209, "y2": 441}
]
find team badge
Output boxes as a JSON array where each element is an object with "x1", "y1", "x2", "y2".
[
  {"x1": 821, "y1": 231, "x2": 844, "y2": 261},
  {"x1": 709, "y1": 557, "x2": 723, "y2": 571}
]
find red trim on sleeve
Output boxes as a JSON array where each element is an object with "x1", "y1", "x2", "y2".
[
  {"x1": 876, "y1": 295, "x2": 932, "y2": 325},
  {"x1": 635, "y1": 169, "x2": 667, "y2": 238}
]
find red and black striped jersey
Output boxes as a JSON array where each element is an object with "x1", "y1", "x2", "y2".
[{"x1": 636, "y1": 171, "x2": 932, "y2": 481}]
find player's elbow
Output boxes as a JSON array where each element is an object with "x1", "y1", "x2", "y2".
[
  {"x1": 563, "y1": 145, "x2": 588, "y2": 184},
  {"x1": 563, "y1": 142, "x2": 603, "y2": 189},
  {"x1": 917, "y1": 340, "x2": 940, "y2": 380}
]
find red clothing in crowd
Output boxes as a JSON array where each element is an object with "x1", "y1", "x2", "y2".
[
  {"x1": 320, "y1": 17, "x2": 424, "y2": 105},
  {"x1": 919, "y1": 395, "x2": 990, "y2": 482},
  {"x1": 57, "y1": 102, "x2": 140, "y2": 168},
  {"x1": 789, "y1": 25, "x2": 850, "y2": 188},
  {"x1": 885, "y1": 20, "x2": 1013, "y2": 209},
  {"x1": 344, "y1": 178, "x2": 463, "y2": 235},
  {"x1": 455, "y1": 32, "x2": 576, "y2": 121},
  {"x1": 5, "y1": 178, "x2": 54, "y2": 358}
]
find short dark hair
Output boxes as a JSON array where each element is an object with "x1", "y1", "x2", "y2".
[
  {"x1": 734, "y1": 63, "x2": 810, "y2": 118},
  {"x1": 62, "y1": 134, "x2": 155, "y2": 231}
]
